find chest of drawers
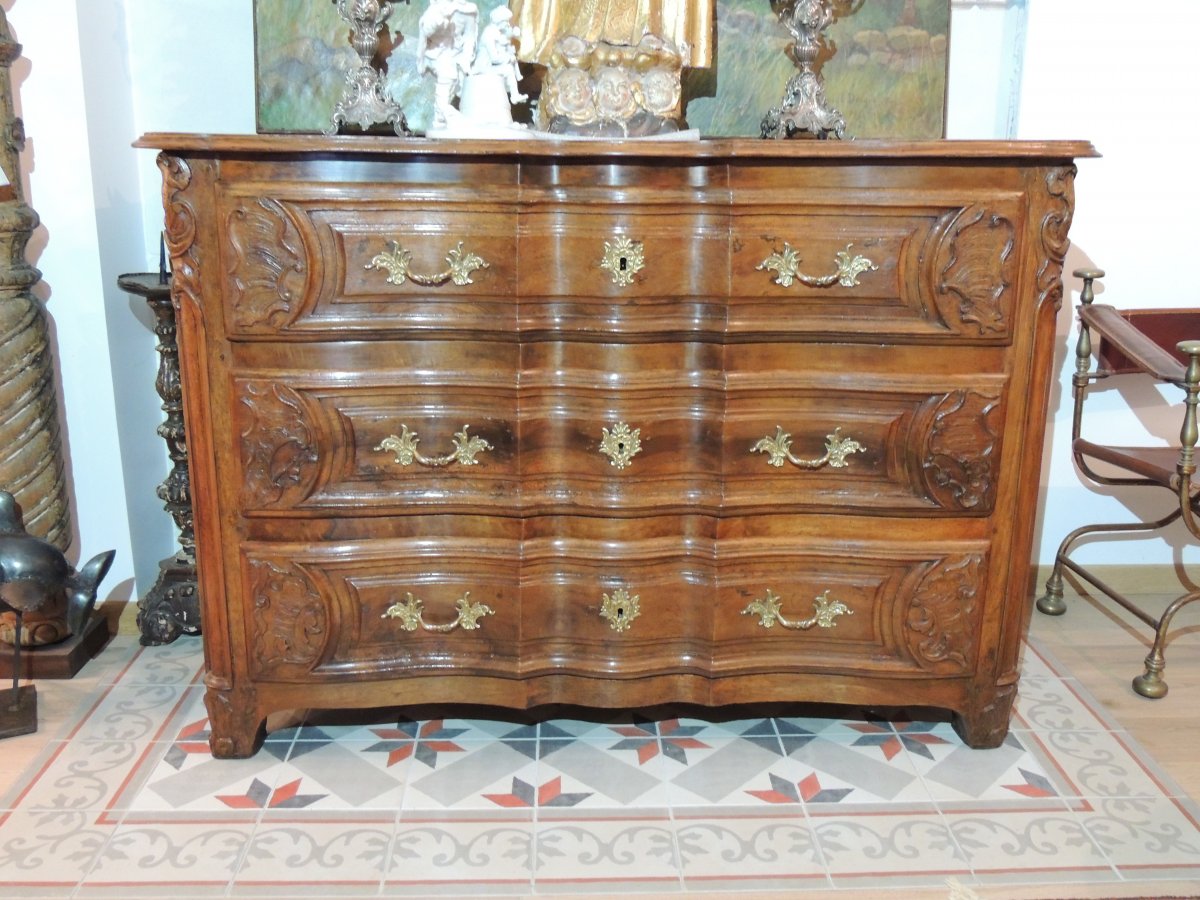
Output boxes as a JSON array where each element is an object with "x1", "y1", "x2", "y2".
[{"x1": 139, "y1": 134, "x2": 1093, "y2": 757}]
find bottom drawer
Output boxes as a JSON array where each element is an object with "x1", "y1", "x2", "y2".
[
  {"x1": 237, "y1": 523, "x2": 991, "y2": 684},
  {"x1": 715, "y1": 538, "x2": 990, "y2": 678},
  {"x1": 240, "y1": 534, "x2": 521, "y2": 682}
]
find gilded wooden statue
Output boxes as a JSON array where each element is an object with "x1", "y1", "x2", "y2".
[{"x1": 509, "y1": 0, "x2": 714, "y2": 134}]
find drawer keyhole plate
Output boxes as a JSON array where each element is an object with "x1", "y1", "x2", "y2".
[
  {"x1": 600, "y1": 588, "x2": 641, "y2": 632},
  {"x1": 599, "y1": 235, "x2": 645, "y2": 287},
  {"x1": 600, "y1": 422, "x2": 642, "y2": 469}
]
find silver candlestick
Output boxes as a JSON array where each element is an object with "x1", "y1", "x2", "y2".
[
  {"x1": 760, "y1": 0, "x2": 862, "y2": 140},
  {"x1": 327, "y1": 0, "x2": 411, "y2": 136}
]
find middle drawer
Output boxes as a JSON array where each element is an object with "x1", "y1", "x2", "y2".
[{"x1": 228, "y1": 339, "x2": 1008, "y2": 518}]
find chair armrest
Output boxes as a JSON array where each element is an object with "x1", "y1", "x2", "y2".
[{"x1": 1080, "y1": 304, "x2": 1189, "y2": 384}]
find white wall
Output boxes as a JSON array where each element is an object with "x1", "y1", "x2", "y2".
[
  {"x1": 4, "y1": 0, "x2": 1194, "y2": 601},
  {"x1": 1018, "y1": 0, "x2": 1200, "y2": 566}
]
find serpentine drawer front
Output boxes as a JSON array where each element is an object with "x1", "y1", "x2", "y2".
[{"x1": 139, "y1": 134, "x2": 1093, "y2": 759}]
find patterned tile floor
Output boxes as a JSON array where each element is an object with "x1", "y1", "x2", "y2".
[{"x1": 1, "y1": 635, "x2": 1199, "y2": 898}]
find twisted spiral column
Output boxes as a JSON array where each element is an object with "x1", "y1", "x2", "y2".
[{"x1": 0, "y1": 11, "x2": 71, "y2": 552}]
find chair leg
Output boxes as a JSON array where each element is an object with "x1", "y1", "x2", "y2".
[
  {"x1": 1131, "y1": 590, "x2": 1200, "y2": 699},
  {"x1": 1037, "y1": 563, "x2": 1067, "y2": 616},
  {"x1": 1036, "y1": 510, "x2": 1185, "y2": 617}
]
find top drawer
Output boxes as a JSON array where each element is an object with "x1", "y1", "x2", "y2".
[
  {"x1": 731, "y1": 199, "x2": 1026, "y2": 343},
  {"x1": 215, "y1": 185, "x2": 518, "y2": 338}
]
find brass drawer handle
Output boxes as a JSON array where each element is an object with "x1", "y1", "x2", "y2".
[
  {"x1": 742, "y1": 590, "x2": 852, "y2": 630},
  {"x1": 376, "y1": 424, "x2": 492, "y2": 467},
  {"x1": 751, "y1": 426, "x2": 864, "y2": 469},
  {"x1": 366, "y1": 240, "x2": 489, "y2": 286},
  {"x1": 599, "y1": 235, "x2": 645, "y2": 287},
  {"x1": 600, "y1": 587, "x2": 640, "y2": 632},
  {"x1": 757, "y1": 242, "x2": 877, "y2": 288},
  {"x1": 599, "y1": 421, "x2": 642, "y2": 469},
  {"x1": 382, "y1": 592, "x2": 494, "y2": 632}
]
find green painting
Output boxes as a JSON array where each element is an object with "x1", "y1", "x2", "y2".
[
  {"x1": 254, "y1": 0, "x2": 948, "y2": 138},
  {"x1": 687, "y1": 0, "x2": 949, "y2": 138},
  {"x1": 254, "y1": 0, "x2": 507, "y2": 134}
]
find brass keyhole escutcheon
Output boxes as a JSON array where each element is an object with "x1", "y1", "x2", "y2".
[
  {"x1": 599, "y1": 235, "x2": 645, "y2": 287},
  {"x1": 600, "y1": 588, "x2": 640, "y2": 632},
  {"x1": 599, "y1": 422, "x2": 642, "y2": 469}
]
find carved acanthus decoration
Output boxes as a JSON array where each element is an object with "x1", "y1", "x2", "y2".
[
  {"x1": 249, "y1": 560, "x2": 327, "y2": 674},
  {"x1": 922, "y1": 390, "x2": 1002, "y2": 511},
  {"x1": 226, "y1": 197, "x2": 308, "y2": 330},
  {"x1": 905, "y1": 555, "x2": 983, "y2": 672},
  {"x1": 158, "y1": 154, "x2": 203, "y2": 320},
  {"x1": 933, "y1": 208, "x2": 1016, "y2": 335},
  {"x1": 237, "y1": 382, "x2": 320, "y2": 507},
  {"x1": 1034, "y1": 166, "x2": 1077, "y2": 313}
]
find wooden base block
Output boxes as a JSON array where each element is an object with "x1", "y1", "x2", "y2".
[
  {"x1": 0, "y1": 685, "x2": 37, "y2": 738},
  {"x1": 0, "y1": 615, "x2": 111, "y2": 680}
]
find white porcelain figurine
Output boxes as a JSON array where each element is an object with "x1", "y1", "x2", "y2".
[
  {"x1": 416, "y1": 0, "x2": 479, "y2": 130},
  {"x1": 420, "y1": 0, "x2": 530, "y2": 136}
]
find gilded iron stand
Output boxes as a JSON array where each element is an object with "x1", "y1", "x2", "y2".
[{"x1": 119, "y1": 273, "x2": 200, "y2": 645}]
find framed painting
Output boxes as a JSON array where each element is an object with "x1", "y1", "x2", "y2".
[
  {"x1": 685, "y1": 0, "x2": 951, "y2": 138},
  {"x1": 254, "y1": 0, "x2": 509, "y2": 134},
  {"x1": 254, "y1": 0, "x2": 950, "y2": 138}
]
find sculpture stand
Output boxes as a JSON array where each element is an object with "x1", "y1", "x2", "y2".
[
  {"x1": 0, "y1": 613, "x2": 109, "y2": 680},
  {"x1": 118, "y1": 274, "x2": 200, "y2": 646},
  {"x1": 0, "y1": 685, "x2": 35, "y2": 739},
  {"x1": 1, "y1": 614, "x2": 34, "y2": 738},
  {"x1": 761, "y1": 0, "x2": 861, "y2": 140},
  {"x1": 539, "y1": 34, "x2": 687, "y2": 137}
]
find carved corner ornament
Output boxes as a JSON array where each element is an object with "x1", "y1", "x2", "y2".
[
  {"x1": 904, "y1": 555, "x2": 983, "y2": 673},
  {"x1": 238, "y1": 382, "x2": 320, "y2": 507},
  {"x1": 922, "y1": 390, "x2": 1001, "y2": 511},
  {"x1": 226, "y1": 197, "x2": 308, "y2": 331},
  {"x1": 249, "y1": 561, "x2": 327, "y2": 674},
  {"x1": 932, "y1": 207, "x2": 1016, "y2": 337},
  {"x1": 1034, "y1": 165, "x2": 1078, "y2": 313}
]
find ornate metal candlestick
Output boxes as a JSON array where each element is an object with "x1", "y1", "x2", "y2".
[
  {"x1": 118, "y1": 271, "x2": 200, "y2": 646},
  {"x1": 761, "y1": 0, "x2": 862, "y2": 140},
  {"x1": 327, "y1": 0, "x2": 411, "y2": 135}
]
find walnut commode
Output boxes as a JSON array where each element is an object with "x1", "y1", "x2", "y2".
[{"x1": 137, "y1": 134, "x2": 1094, "y2": 758}]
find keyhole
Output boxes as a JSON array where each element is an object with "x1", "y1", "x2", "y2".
[
  {"x1": 615, "y1": 607, "x2": 625, "y2": 618},
  {"x1": 616, "y1": 441, "x2": 626, "y2": 452},
  {"x1": 619, "y1": 257, "x2": 628, "y2": 271}
]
